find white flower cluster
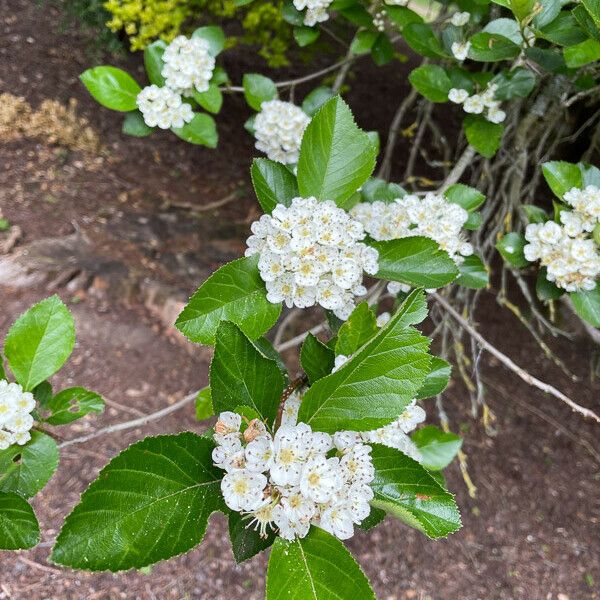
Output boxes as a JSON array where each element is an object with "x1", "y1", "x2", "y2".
[
  {"x1": 0, "y1": 380, "x2": 35, "y2": 450},
  {"x1": 448, "y1": 83, "x2": 506, "y2": 124},
  {"x1": 136, "y1": 85, "x2": 194, "y2": 129},
  {"x1": 524, "y1": 187, "x2": 600, "y2": 292},
  {"x1": 451, "y1": 41, "x2": 471, "y2": 61},
  {"x1": 161, "y1": 35, "x2": 215, "y2": 95},
  {"x1": 136, "y1": 34, "x2": 216, "y2": 129},
  {"x1": 254, "y1": 100, "x2": 311, "y2": 164},
  {"x1": 213, "y1": 410, "x2": 375, "y2": 541},
  {"x1": 246, "y1": 197, "x2": 379, "y2": 319},
  {"x1": 351, "y1": 193, "x2": 474, "y2": 265},
  {"x1": 450, "y1": 11, "x2": 470, "y2": 26},
  {"x1": 293, "y1": 0, "x2": 334, "y2": 26},
  {"x1": 385, "y1": 0, "x2": 409, "y2": 5},
  {"x1": 373, "y1": 10, "x2": 387, "y2": 31}
]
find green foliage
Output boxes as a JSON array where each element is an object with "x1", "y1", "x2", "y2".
[
  {"x1": 251, "y1": 158, "x2": 299, "y2": 214},
  {"x1": 52, "y1": 433, "x2": 225, "y2": 571},
  {"x1": 570, "y1": 288, "x2": 600, "y2": 327},
  {"x1": 297, "y1": 96, "x2": 377, "y2": 207},
  {"x1": 80, "y1": 66, "x2": 141, "y2": 112},
  {"x1": 0, "y1": 492, "x2": 40, "y2": 550},
  {"x1": 496, "y1": 232, "x2": 529, "y2": 267},
  {"x1": 371, "y1": 237, "x2": 459, "y2": 288},
  {"x1": 4, "y1": 296, "x2": 75, "y2": 391},
  {"x1": 229, "y1": 510, "x2": 275, "y2": 563},
  {"x1": 210, "y1": 321, "x2": 285, "y2": 425},
  {"x1": 370, "y1": 444, "x2": 461, "y2": 538},
  {"x1": 195, "y1": 387, "x2": 214, "y2": 420},
  {"x1": 409, "y1": 65, "x2": 452, "y2": 103},
  {"x1": 172, "y1": 114, "x2": 219, "y2": 147},
  {"x1": 243, "y1": 73, "x2": 278, "y2": 110},
  {"x1": 41, "y1": 387, "x2": 104, "y2": 426},
  {"x1": 335, "y1": 302, "x2": 378, "y2": 356},
  {"x1": 175, "y1": 256, "x2": 281, "y2": 345},
  {"x1": 464, "y1": 115, "x2": 504, "y2": 158},
  {"x1": 412, "y1": 426, "x2": 463, "y2": 470},
  {"x1": 267, "y1": 527, "x2": 376, "y2": 599},
  {"x1": 415, "y1": 357, "x2": 452, "y2": 400},
  {"x1": 456, "y1": 255, "x2": 489, "y2": 289},
  {"x1": 297, "y1": 291, "x2": 432, "y2": 432},
  {"x1": 300, "y1": 334, "x2": 335, "y2": 384},
  {"x1": 0, "y1": 431, "x2": 59, "y2": 498}
]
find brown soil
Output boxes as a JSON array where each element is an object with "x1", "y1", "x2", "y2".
[{"x1": 1, "y1": 2, "x2": 600, "y2": 599}]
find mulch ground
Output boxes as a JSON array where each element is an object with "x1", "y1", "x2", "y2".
[{"x1": 1, "y1": 2, "x2": 599, "y2": 598}]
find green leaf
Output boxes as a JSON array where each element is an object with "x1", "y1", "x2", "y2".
[
  {"x1": 80, "y1": 66, "x2": 141, "y2": 112},
  {"x1": 300, "y1": 334, "x2": 335, "y2": 385},
  {"x1": 122, "y1": 111, "x2": 154, "y2": 137},
  {"x1": 574, "y1": 5, "x2": 600, "y2": 41},
  {"x1": 175, "y1": 255, "x2": 281, "y2": 345},
  {"x1": 297, "y1": 96, "x2": 377, "y2": 206},
  {"x1": 510, "y1": 0, "x2": 536, "y2": 21},
  {"x1": 570, "y1": 288, "x2": 600, "y2": 327},
  {"x1": 468, "y1": 33, "x2": 520, "y2": 61},
  {"x1": 541, "y1": 12, "x2": 587, "y2": 46},
  {"x1": 533, "y1": 0, "x2": 562, "y2": 28},
  {"x1": 464, "y1": 115, "x2": 503, "y2": 158},
  {"x1": 496, "y1": 232, "x2": 528, "y2": 267},
  {"x1": 282, "y1": 0, "x2": 305, "y2": 25},
  {"x1": 582, "y1": 0, "x2": 600, "y2": 25},
  {"x1": 171, "y1": 113, "x2": 218, "y2": 148},
  {"x1": 335, "y1": 302, "x2": 378, "y2": 356},
  {"x1": 42, "y1": 387, "x2": 104, "y2": 425},
  {"x1": 301, "y1": 87, "x2": 334, "y2": 117},
  {"x1": 210, "y1": 321, "x2": 285, "y2": 425},
  {"x1": 525, "y1": 47, "x2": 567, "y2": 73},
  {"x1": 4, "y1": 295, "x2": 75, "y2": 391},
  {"x1": 361, "y1": 179, "x2": 407, "y2": 202},
  {"x1": 243, "y1": 74, "x2": 277, "y2": 111},
  {"x1": 483, "y1": 17, "x2": 522, "y2": 44},
  {"x1": 415, "y1": 356, "x2": 451, "y2": 400},
  {"x1": 0, "y1": 492, "x2": 39, "y2": 550},
  {"x1": 370, "y1": 444, "x2": 461, "y2": 538},
  {"x1": 340, "y1": 4, "x2": 374, "y2": 27},
  {"x1": 580, "y1": 163, "x2": 600, "y2": 187},
  {"x1": 403, "y1": 23, "x2": 447, "y2": 58},
  {"x1": 267, "y1": 527, "x2": 375, "y2": 600},
  {"x1": 444, "y1": 184, "x2": 485, "y2": 211},
  {"x1": 33, "y1": 380, "x2": 53, "y2": 409},
  {"x1": 251, "y1": 158, "x2": 299, "y2": 214},
  {"x1": 0, "y1": 431, "x2": 59, "y2": 498},
  {"x1": 371, "y1": 236, "x2": 459, "y2": 288},
  {"x1": 192, "y1": 26, "x2": 226, "y2": 56},
  {"x1": 294, "y1": 25, "x2": 320, "y2": 47},
  {"x1": 195, "y1": 387, "x2": 214, "y2": 420},
  {"x1": 409, "y1": 65, "x2": 452, "y2": 102},
  {"x1": 297, "y1": 291, "x2": 432, "y2": 433},
  {"x1": 350, "y1": 30, "x2": 379, "y2": 55},
  {"x1": 144, "y1": 40, "x2": 166, "y2": 86},
  {"x1": 493, "y1": 68, "x2": 536, "y2": 100},
  {"x1": 541, "y1": 161, "x2": 582, "y2": 199},
  {"x1": 564, "y1": 38, "x2": 600, "y2": 68},
  {"x1": 51, "y1": 433, "x2": 224, "y2": 571},
  {"x1": 522, "y1": 204, "x2": 549, "y2": 223},
  {"x1": 371, "y1": 33, "x2": 395, "y2": 66},
  {"x1": 536, "y1": 269, "x2": 563, "y2": 301},
  {"x1": 193, "y1": 83, "x2": 223, "y2": 114},
  {"x1": 386, "y1": 6, "x2": 424, "y2": 27},
  {"x1": 456, "y1": 255, "x2": 489, "y2": 289},
  {"x1": 229, "y1": 510, "x2": 275, "y2": 563},
  {"x1": 412, "y1": 426, "x2": 462, "y2": 470}
]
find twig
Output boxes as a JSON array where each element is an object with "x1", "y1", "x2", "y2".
[
  {"x1": 432, "y1": 292, "x2": 600, "y2": 424},
  {"x1": 275, "y1": 322, "x2": 327, "y2": 352},
  {"x1": 58, "y1": 390, "x2": 198, "y2": 448},
  {"x1": 439, "y1": 145, "x2": 476, "y2": 193}
]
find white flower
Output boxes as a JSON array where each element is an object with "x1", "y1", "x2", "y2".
[
  {"x1": 273, "y1": 503, "x2": 311, "y2": 540},
  {"x1": 387, "y1": 281, "x2": 412, "y2": 295},
  {"x1": 271, "y1": 424, "x2": 312, "y2": 486},
  {"x1": 450, "y1": 11, "x2": 470, "y2": 26},
  {"x1": 397, "y1": 399, "x2": 426, "y2": 432},
  {"x1": 300, "y1": 455, "x2": 343, "y2": 503},
  {"x1": 0, "y1": 380, "x2": 36, "y2": 449},
  {"x1": 373, "y1": 11, "x2": 387, "y2": 31},
  {"x1": 463, "y1": 94, "x2": 485, "y2": 114},
  {"x1": 294, "y1": 0, "x2": 334, "y2": 26},
  {"x1": 376, "y1": 312, "x2": 391, "y2": 327},
  {"x1": 248, "y1": 198, "x2": 377, "y2": 319},
  {"x1": 280, "y1": 391, "x2": 301, "y2": 427},
  {"x1": 351, "y1": 194, "x2": 473, "y2": 265},
  {"x1": 247, "y1": 500, "x2": 279, "y2": 537},
  {"x1": 254, "y1": 100, "x2": 310, "y2": 164},
  {"x1": 333, "y1": 430, "x2": 362, "y2": 451},
  {"x1": 221, "y1": 470, "x2": 268, "y2": 512},
  {"x1": 136, "y1": 85, "x2": 194, "y2": 129},
  {"x1": 448, "y1": 88, "x2": 469, "y2": 104},
  {"x1": 451, "y1": 41, "x2": 471, "y2": 61},
  {"x1": 319, "y1": 503, "x2": 355, "y2": 540},
  {"x1": 245, "y1": 436, "x2": 275, "y2": 473},
  {"x1": 340, "y1": 443, "x2": 375, "y2": 484},
  {"x1": 486, "y1": 106, "x2": 506, "y2": 124},
  {"x1": 161, "y1": 35, "x2": 215, "y2": 95}
]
